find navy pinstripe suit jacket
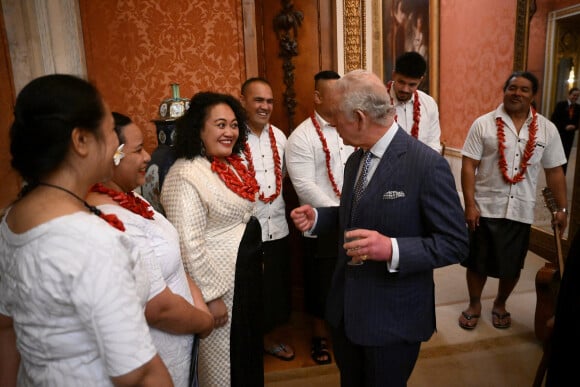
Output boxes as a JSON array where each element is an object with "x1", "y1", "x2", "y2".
[{"x1": 315, "y1": 127, "x2": 468, "y2": 346}]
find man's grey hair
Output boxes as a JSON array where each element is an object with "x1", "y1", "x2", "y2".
[{"x1": 334, "y1": 70, "x2": 395, "y2": 126}]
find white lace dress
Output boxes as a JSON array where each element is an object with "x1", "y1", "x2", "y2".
[
  {"x1": 161, "y1": 157, "x2": 256, "y2": 386},
  {"x1": 0, "y1": 211, "x2": 155, "y2": 386}
]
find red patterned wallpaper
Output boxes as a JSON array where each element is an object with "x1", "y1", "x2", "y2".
[
  {"x1": 439, "y1": 0, "x2": 579, "y2": 150},
  {"x1": 439, "y1": 0, "x2": 516, "y2": 150},
  {"x1": 80, "y1": 0, "x2": 246, "y2": 153},
  {"x1": 527, "y1": 0, "x2": 579, "y2": 114}
]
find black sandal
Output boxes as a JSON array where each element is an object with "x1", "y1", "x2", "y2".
[{"x1": 311, "y1": 336, "x2": 332, "y2": 365}]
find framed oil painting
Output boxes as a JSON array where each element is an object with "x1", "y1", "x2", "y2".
[{"x1": 338, "y1": 0, "x2": 439, "y2": 101}]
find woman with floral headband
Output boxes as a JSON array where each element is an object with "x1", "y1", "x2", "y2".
[
  {"x1": 161, "y1": 92, "x2": 264, "y2": 386},
  {"x1": 86, "y1": 112, "x2": 214, "y2": 387},
  {"x1": 0, "y1": 74, "x2": 171, "y2": 386}
]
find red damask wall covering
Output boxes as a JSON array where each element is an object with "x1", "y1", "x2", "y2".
[
  {"x1": 439, "y1": 0, "x2": 516, "y2": 149},
  {"x1": 80, "y1": 0, "x2": 246, "y2": 153},
  {"x1": 439, "y1": 0, "x2": 579, "y2": 150}
]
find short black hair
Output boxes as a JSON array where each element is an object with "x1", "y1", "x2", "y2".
[
  {"x1": 241, "y1": 77, "x2": 271, "y2": 95},
  {"x1": 569, "y1": 87, "x2": 580, "y2": 95},
  {"x1": 503, "y1": 71, "x2": 539, "y2": 94},
  {"x1": 394, "y1": 51, "x2": 427, "y2": 78},
  {"x1": 315, "y1": 70, "x2": 340, "y2": 82},
  {"x1": 112, "y1": 112, "x2": 132, "y2": 144},
  {"x1": 314, "y1": 70, "x2": 340, "y2": 89}
]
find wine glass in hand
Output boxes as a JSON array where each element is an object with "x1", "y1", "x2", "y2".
[{"x1": 344, "y1": 228, "x2": 366, "y2": 266}]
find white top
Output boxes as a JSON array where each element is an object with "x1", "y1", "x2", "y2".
[
  {"x1": 245, "y1": 124, "x2": 289, "y2": 241},
  {"x1": 98, "y1": 197, "x2": 195, "y2": 387},
  {"x1": 286, "y1": 112, "x2": 355, "y2": 207},
  {"x1": 388, "y1": 86, "x2": 441, "y2": 152},
  {"x1": 0, "y1": 211, "x2": 156, "y2": 386},
  {"x1": 462, "y1": 104, "x2": 566, "y2": 224},
  {"x1": 161, "y1": 156, "x2": 255, "y2": 386}
]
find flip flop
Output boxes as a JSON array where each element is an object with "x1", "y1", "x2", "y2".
[
  {"x1": 311, "y1": 336, "x2": 332, "y2": 365},
  {"x1": 492, "y1": 311, "x2": 511, "y2": 329},
  {"x1": 458, "y1": 311, "x2": 480, "y2": 330},
  {"x1": 264, "y1": 343, "x2": 295, "y2": 361}
]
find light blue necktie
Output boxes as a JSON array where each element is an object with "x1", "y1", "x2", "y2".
[{"x1": 351, "y1": 151, "x2": 372, "y2": 219}]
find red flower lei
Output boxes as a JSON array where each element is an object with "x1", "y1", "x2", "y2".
[
  {"x1": 91, "y1": 183, "x2": 155, "y2": 219},
  {"x1": 244, "y1": 125, "x2": 283, "y2": 203},
  {"x1": 386, "y1": 81, "x2": 421, "y2": 138},
  {"x1": 211, "y1": 154, "x2": 260, "y2": 201},
  {"x1": 311, "y1": 114, "x2": 341, "y2": 198},
  {"x1": 97, "y1": 212, "x2": 126, "y2": 231},
  {"x1": 496, "y1": 107, "x2": 538, "y2": 184}
]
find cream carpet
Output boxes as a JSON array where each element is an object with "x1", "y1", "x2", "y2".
[{"x1": 265, "y1": 251, "x2": 547, "y2": 387}]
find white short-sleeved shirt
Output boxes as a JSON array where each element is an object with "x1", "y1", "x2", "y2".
[
  {"x1": 98, "y1": 198, "x2": 195, "y2": 387},
  {"x1": 462, "y1": 104, "x2": 566, "y2": 224},
  {"x1": 0, "y1": 211, "x2": 156, "y2": 386},
  {"x1": 245, "y1": 124, "x2": 289, "y2": 241},
  {"x1": 286, "y1": 112, "x2": 355, "y2": 207},
  {"x1": 388, "y1": 86, "x2": 441, "y2": 152}
]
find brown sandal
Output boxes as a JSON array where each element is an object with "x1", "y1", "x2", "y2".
[
  {"x1": 458, "y1": 311, "x2": 480, "y2": 330},
  {"x1": 311, "y1": 336, "x2": 332, "y2": 365},
  {"x1": 264, "y1": 343, "x2": 295, "y2": 361},
  {"x1": 492, "y1": 311, "x2": 511, "y2": 329}
]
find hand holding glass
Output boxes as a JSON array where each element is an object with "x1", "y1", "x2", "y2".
[{"x1": 344, "y1": 228, "x2": 365, "y2": 266}]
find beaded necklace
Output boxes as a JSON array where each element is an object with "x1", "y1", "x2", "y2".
[
  {"x1": 244, "y1": 125, "x2": 283, "y2": 203},
  {"x1": 386, "y1": 81, "x2": 421, "y2": 138},
  {"x1": 496, "y1": 107, "x2": 538, "y2": 184},
  {"x1": 211, "y1": 154, "x2": 259, "y2": 201},
  {"x1": 90, "y1": 183, "x2": 154, "y2": 219},
  {"x1": 310, "y1": 114, "x2": 341, "y2": 198},
  {"x1": 38, "y1": 182, "x2": 125, "y2": 231}
]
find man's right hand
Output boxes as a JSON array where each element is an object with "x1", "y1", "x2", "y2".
[
  {"x1": 464, "y1": 204, "x2": 480, "y2": 231},
  {"x1": 290, "y1": 204, "x2": 315, "y2": 232}
]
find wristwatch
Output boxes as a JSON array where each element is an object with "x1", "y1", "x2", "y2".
[{"x1": 557, "y1": 208, "x2": 568, "y2": 215}]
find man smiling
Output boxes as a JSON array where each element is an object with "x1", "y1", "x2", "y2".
[
  {"x1": 459, "y1": 71, "x2": 568, "y2": 331},
  {"x1": 240, "y1": 78, "x2": 294, "y2": 362}
]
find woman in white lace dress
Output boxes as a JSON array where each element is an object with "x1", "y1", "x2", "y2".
[
  {"x1": 161, "y1": 92, "x2": 264, "y2": 387},
  {"x1": 0, "y1": 75, "x2": 171, "y2": 386},
  {"x1": 86, "y1": 112, "x2": 214, "y2": 387}
]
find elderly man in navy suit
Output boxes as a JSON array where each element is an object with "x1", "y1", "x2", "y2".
[{"x1": 291, "y1": 69, "x2": 468, "y2": 387}]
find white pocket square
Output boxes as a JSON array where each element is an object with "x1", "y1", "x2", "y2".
[{"x1": 383, "y1": 191, "x2": 406, "y2": 200}]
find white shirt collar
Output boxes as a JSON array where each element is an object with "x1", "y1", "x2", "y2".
[{"x1": 368, "y1": 121, "x2": 399, "y2": 159}]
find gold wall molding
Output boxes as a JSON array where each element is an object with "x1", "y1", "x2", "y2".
[{"x1": 343, "y1": 0, "x2": 366, "y2": 72}]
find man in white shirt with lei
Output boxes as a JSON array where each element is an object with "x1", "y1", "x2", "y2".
[
  {"x1": 240, "y1": 77, "x2": 295, "y2": 362},
  {"x1": 286, "y1": 70, "x2": 355, "y2": 365},
  {"x1": 458, "y1": 71, "x2": 567, "y2": 331},
  {"x1": 386, "y1": 51, "x2": 441, "y2": 152}
]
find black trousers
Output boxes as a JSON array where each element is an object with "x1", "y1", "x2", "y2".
[
  {"x1": 331, "y1": 325, "x2": 421, "y2": 387},
  {"x1": 262, "y1": 236, "x2": 292, "y2": 333}
]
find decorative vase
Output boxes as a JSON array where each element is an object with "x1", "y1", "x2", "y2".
[{"x1": 142, "y1": 83, "x2": 189, "y2": 214}]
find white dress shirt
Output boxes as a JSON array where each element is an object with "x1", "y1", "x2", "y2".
[
  {"x1": 286, "y1": 111, "x2": 355, "y2": 207},
  {"x1": 311, "y1": 122, "x2": 402, "y2": 272},
  {"x1": 245, "y1": 124, "x2": 289, "y2": 241},
  {"x1": 388, "y1": 86, "x2": 441, "y2": 152},
  {"x1": 462, "y1": 104, "x2": 566, "y2": 224}
]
